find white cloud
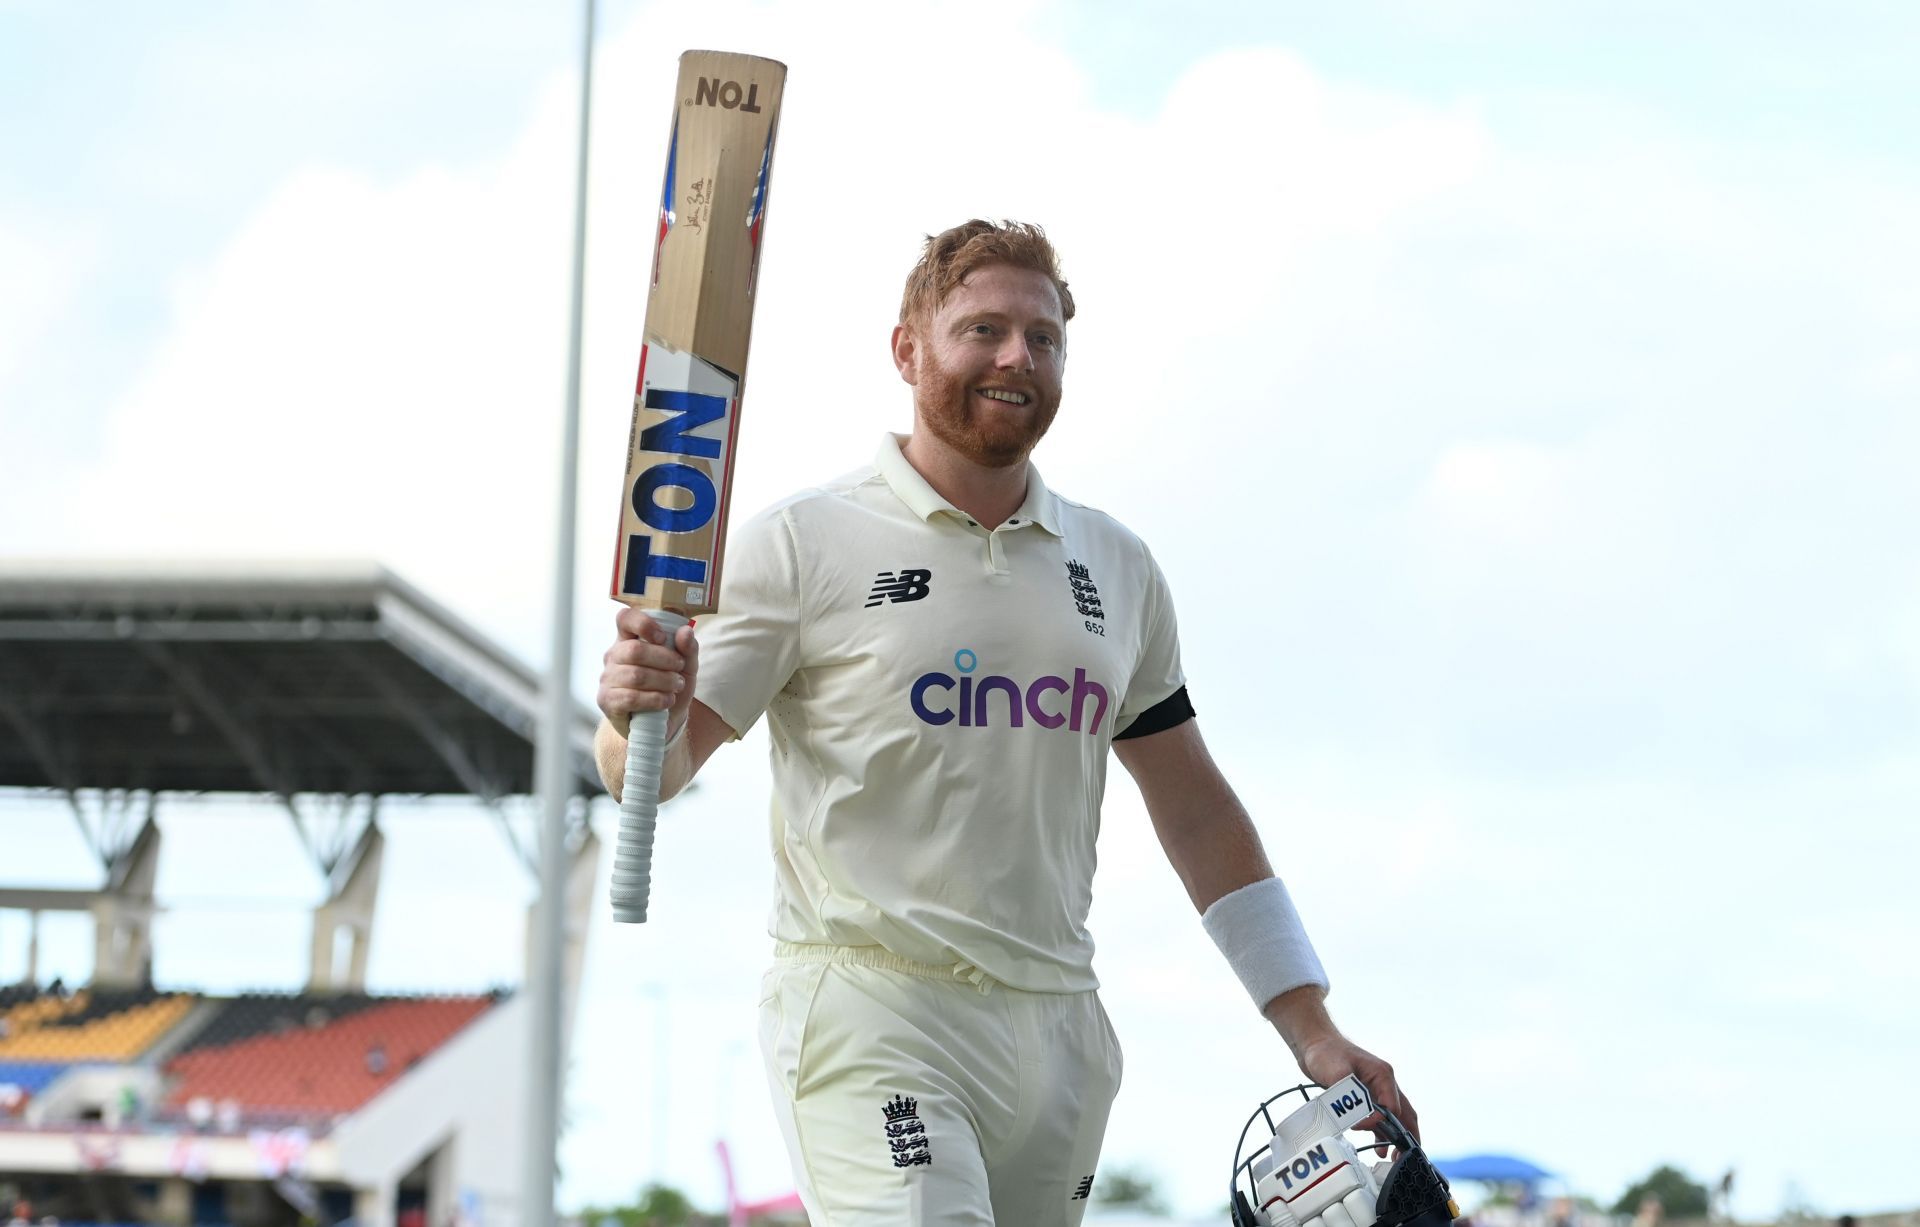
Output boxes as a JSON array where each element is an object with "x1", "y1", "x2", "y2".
[
  {"x1": 40, "y1": 84, "x2": 577, "y2": 651},
  {"x1": 0, "y1": 212, "x2": 96, "y2": 395},
  {"x1": 1418, "y1": 438, "x2": 1572, "y2": 549}
]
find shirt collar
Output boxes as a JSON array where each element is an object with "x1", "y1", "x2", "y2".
[{"x1": 874, "y1": 433, "x2": 1064, "y2": 536}]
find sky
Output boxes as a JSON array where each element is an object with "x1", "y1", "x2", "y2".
[{"x1": 3, "y1": 0, "x2": 1918, "y2": 1218}]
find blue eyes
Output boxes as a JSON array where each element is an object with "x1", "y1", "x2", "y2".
[{"x1": 967, "y1": 323, "x2": 1058, "y2": 349}]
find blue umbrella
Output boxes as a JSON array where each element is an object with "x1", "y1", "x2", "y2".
[{"x1": 1433, "y1": 1154, "x2": 1556, "y2": 1184}]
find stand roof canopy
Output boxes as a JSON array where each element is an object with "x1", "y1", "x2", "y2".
[{"x1": 0, "y1": 559, "x2": 601, "y2": 800}]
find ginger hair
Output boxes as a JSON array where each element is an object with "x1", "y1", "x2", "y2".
[{"x1": 898, "y1": 219, "x2": 1075, "y2": 327}]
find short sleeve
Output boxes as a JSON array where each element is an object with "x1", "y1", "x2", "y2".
[
  {"x1": 689, "y1": 505, "x2": 806, "y2": 738},
  {"x1": 1113, "y1": 547, "x2": 1186, "y2": 736}
]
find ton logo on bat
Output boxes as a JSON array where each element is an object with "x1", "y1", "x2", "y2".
[
  {"x1": 625, "y1": 382, "x2": 727, "y2": 590},
  {"x1": 693, "y1": 77, "x2": 764, "y2": 113}
]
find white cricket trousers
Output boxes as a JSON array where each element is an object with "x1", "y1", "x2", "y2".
[{"x1": 758, "y1": 943, "x2": 1125, "y2": 1226}]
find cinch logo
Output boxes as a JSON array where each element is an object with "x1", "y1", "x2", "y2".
[
  {"x1": 693, "y1": 77, "x2": 765, "y2": 113},
  {"x1": 1275, "y1": 1143, "x2": 1336, "y2": 1194},
  {"x1": 909, "y1": 650, "x2": 1109, "y2": 734}
]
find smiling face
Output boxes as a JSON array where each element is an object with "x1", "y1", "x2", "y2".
[{"x1": 893, "y1": 263, "x2": 1066, "y2": 469}]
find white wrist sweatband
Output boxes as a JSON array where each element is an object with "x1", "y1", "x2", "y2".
[{"x1": 1202, "y1": 877, "x2": 1328, "y2": 1011}]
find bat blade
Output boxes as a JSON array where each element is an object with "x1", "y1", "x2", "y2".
[{"x1": 610, "y1": 50, "x2": 786, "y2": 925}]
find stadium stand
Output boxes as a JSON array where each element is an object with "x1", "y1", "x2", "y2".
[
  {"x1": 0, "y1": 983, "x2": 45, "y2": 1011},
  {"x1": 1, "y1": 985, "x2": 517, "y2": 1225},
  {"x1": 0, "y1": 987, "x2": 503, "y2": 1127},
  {"x1": 0, "y1": 989, "x2": 195, "y2": 1063},
  {"x1": 0, "y1": 1060, "x2": 70, "y2": 1098},
  {"x1": 162, "y1": 993, "x2": 497, "y2": 1121},
  {"x1": 2, "y1": 563, "x2": 604, "y2": 1227}
]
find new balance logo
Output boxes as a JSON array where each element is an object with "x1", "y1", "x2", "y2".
[
  {"x1": 1072, "y1": 1174, "x2": 1094, "y2": 1200},
  {"x1": 867, "y1": 568, "x2": 932, "y2": 606}
]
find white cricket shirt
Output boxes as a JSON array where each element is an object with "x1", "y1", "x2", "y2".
[{"x1": 695, "y1": 435, "x2": 1186, "y2": 992}]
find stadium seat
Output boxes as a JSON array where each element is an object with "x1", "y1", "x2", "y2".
[{"x1": 163, "y1": 994, "x2": 494, "y2": 1121}]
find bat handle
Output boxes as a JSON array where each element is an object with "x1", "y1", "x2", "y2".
[{"x1": 610, "y1": 609, "x2": 690, "y2": 924}]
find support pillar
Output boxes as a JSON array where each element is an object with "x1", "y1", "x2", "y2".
[
  {"x1": 308, "y1": 823, "x2": 385, "y2": 993},
  {"x1": 354, "y1": 1179, "x2": 397, "y2": 1227},
  {"x1": 90, "y1": 817, "x2": 160, "y2": 989},
  {"x1": 155, "y1": 1178, "x2": 192, "y2": 1226}
]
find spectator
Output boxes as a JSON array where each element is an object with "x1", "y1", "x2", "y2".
[{"x1": 186, "y1": 1096, "x2": 213, "y2": 1131}]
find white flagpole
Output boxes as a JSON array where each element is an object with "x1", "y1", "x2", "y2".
[{"x1": 525, "y1": 0, "x2": 595, "y2": 1224}]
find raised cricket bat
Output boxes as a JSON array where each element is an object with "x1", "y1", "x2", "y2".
[{"x1": 610, "y1": 50, "x2": 785, "y2": 924}]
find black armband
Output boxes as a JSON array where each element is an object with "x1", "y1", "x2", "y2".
[{"x1": 1113, "y1": 685, "x2": 1194, "y2": 740}]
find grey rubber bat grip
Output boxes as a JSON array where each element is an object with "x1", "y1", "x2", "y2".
[{"x1": 610, "y1": 609, "x2": 689, "y2": 923}]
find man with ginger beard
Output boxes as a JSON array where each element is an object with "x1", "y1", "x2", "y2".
[{"x1": 594, "y1": 220, "x2": 1416, "y2": 1226}]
